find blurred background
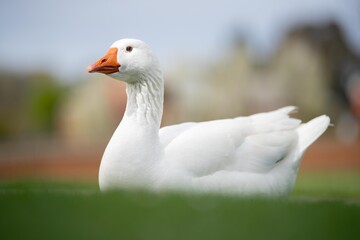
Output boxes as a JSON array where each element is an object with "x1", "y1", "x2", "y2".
[{"x1": 0, "y1": 0, "x2": 359, "y2": 181}]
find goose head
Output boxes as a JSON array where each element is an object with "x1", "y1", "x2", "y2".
[{"x1": 87, "y1": 39, "x2": 160, "y2": 83}]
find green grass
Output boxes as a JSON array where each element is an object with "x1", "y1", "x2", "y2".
[
  {"x1": 293, "y1": 171, "x2": 360, "y2": 199},
  {"x1": 0, "y1": 172, "x2": 359, "y2": 240}
]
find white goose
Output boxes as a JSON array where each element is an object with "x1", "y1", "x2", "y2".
[{"x1": 87, "y1": 39, "x2": 330, "y2": 197}]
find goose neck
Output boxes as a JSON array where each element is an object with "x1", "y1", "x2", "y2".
[{"x1": 124, "y1": 71, "x2": 164, "y2": 128}]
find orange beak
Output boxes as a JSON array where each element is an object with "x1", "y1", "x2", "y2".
[{"x1": 86, "y1": 48, "x2": 120, "y2": 74}]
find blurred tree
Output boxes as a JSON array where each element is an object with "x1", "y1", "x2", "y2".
[
  {"x1": 27, "y1": 72, "x2": 66, "y2": 135},
  {"x1": 0, "y1": 70, "x2": 66, "y2": 141}
]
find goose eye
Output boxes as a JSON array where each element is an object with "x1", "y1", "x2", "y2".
[{"x1": 126, "y1": 46, "x2": 133, "y2": 52}]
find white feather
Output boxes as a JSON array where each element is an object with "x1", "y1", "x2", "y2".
[
  {"x1": 296, "y1": 115, "x2": 330, "y2": 154},
  {"x1": 94, "y1": 39, "x2": 330, "y2": 197}
]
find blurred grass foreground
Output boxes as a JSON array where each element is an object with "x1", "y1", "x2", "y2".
[
  {"x1": 0, "y1": 175, "x2": 360, "y2": 240},
  {"x1": 0, "y1": 16, "x2": 360, "y2": 240}
]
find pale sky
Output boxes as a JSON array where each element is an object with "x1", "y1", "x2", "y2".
[{"x1": 0, "y1": 0, "x2": 359, "y2": 80}]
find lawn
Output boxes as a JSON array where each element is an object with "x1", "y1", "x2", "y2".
[{"x1": 0, "y1": 171, "x2": 359, "y2": 240}]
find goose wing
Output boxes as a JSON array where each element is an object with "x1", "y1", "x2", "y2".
[{"x1": 161, "y1": 107, "x2": 301, "y2": 177}]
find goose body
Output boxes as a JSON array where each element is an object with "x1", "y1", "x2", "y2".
[{"x1": 87, "y1": 39, "x2": 330, "y2": 196}]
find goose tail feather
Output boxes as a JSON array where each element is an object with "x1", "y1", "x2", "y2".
[{"x1": 296, "y1": 115, "x2": 330, "y2": 154}]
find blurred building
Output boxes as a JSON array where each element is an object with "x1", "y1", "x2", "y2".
[
  {"x1": 1, "y1": 21, "x2": 359, "y2": 147},
  {"x1": 57, "y1": 77, "x2": 126, "y2": 145},
  {"x1": 281, "y1": 22, "x2": 360, "y2": 142},
  {"x1": 165, "y1": 21, "x2": 360, "y2": 142}
]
